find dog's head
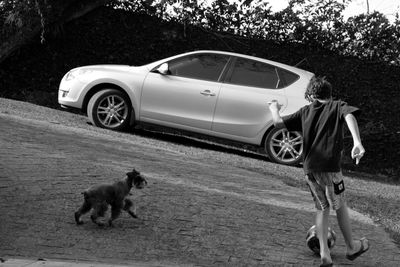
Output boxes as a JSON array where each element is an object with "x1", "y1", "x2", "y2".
[{"x1": 126, "y1": 168, "x2": 147, "y2": 189}]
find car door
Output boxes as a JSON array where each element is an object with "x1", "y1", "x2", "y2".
[
  {"x1": 140, "y1": 53, "x2": 230, "y2": 130},
  {"x1": 212, "y1": 56, "x2": 288, "y2": 138}
]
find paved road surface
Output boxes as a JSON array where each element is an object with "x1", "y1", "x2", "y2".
[{"x1": 0, "y1": 110, "x2": 399, "y2": 266}]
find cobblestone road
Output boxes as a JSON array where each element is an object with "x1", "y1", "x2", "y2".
[{"x1": 1, "y1": 113, "x2": 399, "y2": 266}]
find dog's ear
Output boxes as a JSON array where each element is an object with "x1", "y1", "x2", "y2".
[{"x1": 126, "y1": 169, "x2": 140, "y2": 179}]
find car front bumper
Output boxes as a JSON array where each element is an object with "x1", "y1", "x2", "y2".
[{"x1": 58, "y1": 77, "x2": 87, "y2": 109}]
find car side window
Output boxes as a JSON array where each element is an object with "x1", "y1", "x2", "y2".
[
  {"x1": 227, "y1": 57, "x2": 279, "y2": 89},
  {"x1": 277, "y1": 68, "x2": 299, "y2": 88},
  {"x1": 168, "y1": 54, "x2": 229, "y2": 82}
]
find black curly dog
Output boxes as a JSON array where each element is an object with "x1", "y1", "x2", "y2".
[{"x1": 74, "y1": 168, "x2": 147, "y2": 226}]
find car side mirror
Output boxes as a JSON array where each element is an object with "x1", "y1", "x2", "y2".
[{"x1": 156, "y1": 63, "x2": 170, "y2": 75}]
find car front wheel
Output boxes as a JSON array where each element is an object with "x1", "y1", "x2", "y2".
[
  {"x1": 87, "y1": 89, "x2": 131, "y2": 131},
  {"x1": 264, "y1": 128, "x2": 303, "y2": 166}
]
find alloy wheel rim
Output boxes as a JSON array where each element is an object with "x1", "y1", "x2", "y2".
[
  {"x1": 96, "y1": 95, "x2": 128, "y2": 128},
  {"x1": 268, "y1": 129, "x2": 303, "y2": 163}
]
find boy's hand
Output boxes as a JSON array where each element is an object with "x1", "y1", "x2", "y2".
[
  {"x1": 268, "y1": 100, "x2": 285, "y2": 128},
  {"x1": 268, "y1": 100, "x2": 282, "y2": 112},
  {"x1": 351, "y1": 143, "x2": 365, "y2": 165}
]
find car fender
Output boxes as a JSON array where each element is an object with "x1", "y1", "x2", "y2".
[
  {"x1": 259, "y1": 121, "x2": 276, "y2": 146},
  {"x1": 82, "y1": 74, "x2": 146, "y2": 121}
]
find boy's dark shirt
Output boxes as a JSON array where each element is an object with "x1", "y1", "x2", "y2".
[{"x1": 282, "y1": 100, "x2": 359, "y2": 174}]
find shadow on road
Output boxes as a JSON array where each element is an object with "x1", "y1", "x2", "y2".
[{"x1": 127, "y1": 124, "x2": 270, "y2": 162}]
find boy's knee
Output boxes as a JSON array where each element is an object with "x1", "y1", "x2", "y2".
[
  {"x1": 315, "y1": 201, "x2": 330, "y2": 211},
  {"x1": 330, "y1": 190, "x2": 346, "y2": 211}
]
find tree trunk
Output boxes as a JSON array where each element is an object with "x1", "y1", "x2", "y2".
[{"x1": 0, "y1": 0, "x2": 112, "y2": 64}]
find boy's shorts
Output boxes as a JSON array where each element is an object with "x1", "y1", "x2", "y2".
[{"x1": 306, "y1": 172, "x2": 346, "y2": 211}]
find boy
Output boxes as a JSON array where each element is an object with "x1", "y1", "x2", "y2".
[{"x1": 268, "y1": 76, "x2": 369, "y2": 267}]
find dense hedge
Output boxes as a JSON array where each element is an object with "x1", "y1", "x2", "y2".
[
  {"x1": 1, "y1": 7, "x2": 399, "y2": 180},
  {"x1": 116, "y1": 0, "x2": 400, "y2": 66}
]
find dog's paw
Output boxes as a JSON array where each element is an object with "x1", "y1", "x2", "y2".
[
  {"x1": 75, "y1": 212, "x2": 84, "y2": 225},
  {"x1": 128, "y1": 211, "x2": 138, "y2": 218},
  {"x1": 91, "y1": 215, "x2": 108, "y2": 226}
]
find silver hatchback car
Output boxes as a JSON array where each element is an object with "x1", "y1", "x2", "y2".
[{"x1": 59, "y1": 50, "x2": 314, "y2": 165}]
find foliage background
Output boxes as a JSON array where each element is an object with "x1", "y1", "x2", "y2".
[{"x1": 1, "y1": 0, "x2": 400, "y2": 180}]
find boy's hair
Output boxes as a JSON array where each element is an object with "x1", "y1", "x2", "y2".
[{"x1": 305, "y1": 76, "x2": 332, "y2": 102}]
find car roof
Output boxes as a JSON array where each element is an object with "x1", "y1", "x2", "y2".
[{"x1": 147, "y1": 50, "x2": 313, "y2": 77}]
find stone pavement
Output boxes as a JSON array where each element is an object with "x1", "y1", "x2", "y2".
[
  {"x1": 1, "y1": 113, "x2": 399, "y2": 267},
  {"x1": 0, "y1": 258, "x2": 163, "y2": 267}
]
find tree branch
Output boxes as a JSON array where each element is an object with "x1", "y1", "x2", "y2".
[{"x1": 0, "y1": 0, "x2": 113, "y2": 64}]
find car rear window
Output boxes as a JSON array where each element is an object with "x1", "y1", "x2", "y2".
[{"x1": 277, "y1": 68, "x2": 300, "y2": 88}]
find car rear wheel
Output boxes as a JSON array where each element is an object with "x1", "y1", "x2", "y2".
[
  {"x1": 87, "y1": 89, "x2": 131, "y2": 131},
  {"x1": 264, "y1": 128, "x2": 303, "y2": 166}
]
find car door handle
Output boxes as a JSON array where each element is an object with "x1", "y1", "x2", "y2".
[{"x1": 200, "y1": 90, "x2": 216, "y2": 96}]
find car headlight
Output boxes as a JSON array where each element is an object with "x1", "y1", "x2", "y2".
[
  {"x1": 64, "y1": 69, "x2": 93, "y2": 81},
  {"x1": 64, "y1": 71, "x2": 76, "y2": 81}
]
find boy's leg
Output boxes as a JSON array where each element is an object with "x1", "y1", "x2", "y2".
[
  {"x1": 336, "y1": 203, "x2": 355, "y2": 250},
  {"x1": 316, "y1": 208, "x2": 332, "y2": 264},
  {"x1": 327, "y1": 173, "x2": 369, "y2": 260},
  {"x1": 336, "y1": 199, "x2": 369, "y2": 260},
  {"x1": 306, "y1": 173, "x2": 333, "y2": 264},
  {"x1": 336, "y1": 204, "x2": 369, "y2": 257}
]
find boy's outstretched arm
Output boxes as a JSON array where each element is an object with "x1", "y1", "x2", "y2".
[
  {"x1": 345, "y1": 113, "x2": 365, "y2": 165},
  {"x1": 268, "y1": 100, "x2": 285, "y2": 128}
]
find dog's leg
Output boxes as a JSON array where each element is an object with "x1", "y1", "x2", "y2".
[
  {"x1": 97, "y1": 202, "x2": 108, "y2": 217},
  {"x1": 75, "y1": 200, "x2": 92, "y2": 225},
  {"x1": 123, "y1": 198, "x2": 138, "y2": 218},
  {"x1": 108, "y1": 201, "x2": 123, "y2": 226},
  {"x1": 91, "y1": 202, "x2": 108, "y2": 226}
]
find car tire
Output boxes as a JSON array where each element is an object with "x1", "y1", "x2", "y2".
[
  {"x1": 264, "y1": 128, "x2": 303, "y2": 166},
  {"x1": 87, "y1": 89, "x2": 132, "y2": 131}
]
